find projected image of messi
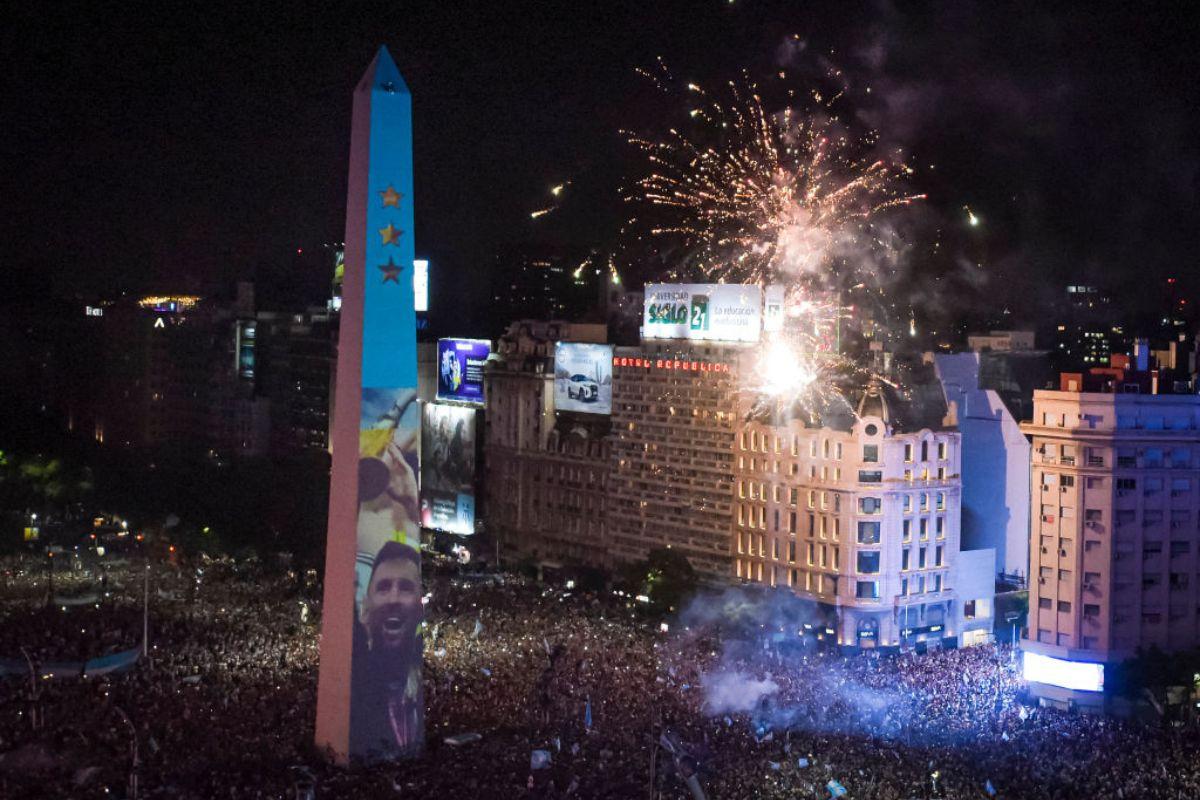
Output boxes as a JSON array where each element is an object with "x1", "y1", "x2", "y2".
[{"x1": 352, "y1": 387, "x2": 423, "y2": 758}]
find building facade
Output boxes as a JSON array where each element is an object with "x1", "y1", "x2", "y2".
[
  {"x1": 607, "y1": 341, "x2": 749, "y2": 578},
  {"x1": 483, "y1": 320, "x2": 610, "y2": 566},
  {"x1": 732, "y1": 391, "x2": 993, "y2": 649},
  {"x1": 935, "y1": 352, "x2": 1032, "y2": 583},
  {"x1": 1021, "y1": 387, "x2": 1200, "y2": 709}
]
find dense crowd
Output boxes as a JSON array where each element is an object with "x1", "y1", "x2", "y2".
[{"x1": 1, "y1": 554, "x2": 1199, "y2": 799}]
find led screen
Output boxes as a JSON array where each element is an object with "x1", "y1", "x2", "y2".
[
  {"x1": 420, "y1": 403, "x2": 477, "y2": 535},
  {"x1": 436, "y1": 338, "x2": 489, "y2": 404},
  {"x1": 554, "y1": 342, "x2": 613, "y2": 415},
  {"x1": 236, "y1": 320, "x2": 256, "y2": 379},
  {"x1": 1022, "y1": 651, "x2": 1104, "y2": 692}
]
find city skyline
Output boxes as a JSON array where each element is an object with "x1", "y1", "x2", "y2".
[
  {"x1": 5, "y1": 6, "x2": 1200, "y2": 798},
  {"x1": 3, "y1": 3, "x2": 1198, "y2": 334}
]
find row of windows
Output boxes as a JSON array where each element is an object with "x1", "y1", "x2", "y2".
[
  {"x1": 734, "y1": 562, "x2": 947, "y2": 600},
  {"x1": 736, "y1": 537, "x2": 945, "y2": 575},
  {"x1": 736, "y1": 507, "x2": 946, "y2": 543},
  {"x1": 739, "y1": 430, "x2": 952, "y2": 462},
  {"x1": 1038, "y1": 412, "x2": 1197, "y2": 431},
  {"x1": 734, "y1": 486, "x2": 948, "y2": 515}
]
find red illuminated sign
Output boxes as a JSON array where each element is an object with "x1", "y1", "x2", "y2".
[{"x1": 614, "y1": 356, "x2": 730, "y2": 373}]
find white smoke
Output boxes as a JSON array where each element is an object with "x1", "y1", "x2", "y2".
[{"x1": 701, "y1": 670, "x2": 780, "y2": 715}]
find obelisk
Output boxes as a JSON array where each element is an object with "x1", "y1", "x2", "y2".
[{"x1": 316, "y1": 45, "x2": 423, "y2": 763}]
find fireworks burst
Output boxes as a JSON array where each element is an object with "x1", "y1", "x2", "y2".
[
  {"x1": 624, "y1": 62, "x2": 925, "y2": 415},
  {"x1": 625, "y1": 66, "x2": 922, "y2": 288}
]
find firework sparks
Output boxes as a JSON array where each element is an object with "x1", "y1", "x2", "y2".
[
  {"x1": 624, "y1": 65, "x2": 924, "y2": 414},
  {"x1": 625, "y1": 73, "x2": 922, "y2": 287}
]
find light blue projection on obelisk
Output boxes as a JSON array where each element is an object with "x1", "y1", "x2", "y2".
[{"x1": 316, "y1": 45, "x2": 422, "y2": 764}]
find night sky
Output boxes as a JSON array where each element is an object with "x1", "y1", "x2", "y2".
[{"x1": 2, "y1": 1, "x2": 1197, "y2": 334}]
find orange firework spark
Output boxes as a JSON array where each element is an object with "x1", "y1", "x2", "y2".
[{"x1": 624, "y1": 67, "x2": 923, "y2": 289}]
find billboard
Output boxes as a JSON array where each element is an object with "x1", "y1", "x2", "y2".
[
  {"x1": 554, "y1": 342, "x2": 613, "y2": 415},
  {"x1": 413, "y1": 259, "x2": 429, "y2": 313},
  {"x1": 643, "y1": 283, "x2": 762, "y2": 343},
  {"x1": 1022, "y1": 652, "x2": 1104, "y2": 692},
  {"x1": 420, "y1": 403, "x2": 477, "y2": 535},
  {"x1": 436, "y1": 338, "x2": 489, "y2": 404},
  {"x1": 235, "y1": 320, "x2": 256, "y2": 379},
  {"x1": 763, "y1": 284, "x2": 785, "y2": 333}
]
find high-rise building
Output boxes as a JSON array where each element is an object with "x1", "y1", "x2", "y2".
[
  {"x1": 1053, "y1": 285, "x2": 1124, "y2": 369},
  {"x1": 733, "y1": 384, "x2": 994, "y2": 649},
  {"x1": 607, "y1": 341, "x2": 750, "y2": 577},
  {"x1": 255, "y1": 307, "x2": 336, "y2": 453},
  {"x1": 1021, "y1": 380, "x2": 1200, "y2": 710},
  {"x1": 489, "y1": 246, "x2": 603, "y2": 329},
  {"x1": 94, "y1": 295, "x2": 211, "y2": 450}
]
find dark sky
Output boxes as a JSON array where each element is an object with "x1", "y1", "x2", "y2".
[{"x1": 2, "y1": 1, "x2": 1197, "y2": 331}]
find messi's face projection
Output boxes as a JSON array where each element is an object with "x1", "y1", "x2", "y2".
[{"x1": 361, "y1": 556, "x2": 421, "y2": 653}]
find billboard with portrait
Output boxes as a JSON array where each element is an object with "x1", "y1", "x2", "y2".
[
  {"x1": 420, "y1": 403, "x2": 477, "y2": 535},
  {"x1": 554, "y1": 342, "x2": 613, "y2": 415},
  {"x1": 436, "y1": 338, "x2": 490, "y2": 404},
  {"x1": 643, "y1": 283, "x2": 762, "y2": 343}
]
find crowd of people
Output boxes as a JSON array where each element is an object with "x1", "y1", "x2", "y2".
[{"x1": 2, "y1": 553, "x2": 1200, "y2": 799}]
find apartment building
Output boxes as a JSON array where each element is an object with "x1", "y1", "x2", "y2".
[{"x1": 1021, "y1": 385, "x2": 1200, "y2": 709}]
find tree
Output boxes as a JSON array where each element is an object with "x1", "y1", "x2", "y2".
[{"x1": 618, "y1": 547, "x2": 698, "y2": 612}]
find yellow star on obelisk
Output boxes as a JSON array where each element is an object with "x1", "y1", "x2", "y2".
[
  {"x1": 379, "y1": 222, "x2": 403, "y2": 245},
  {"x1": 380, "y1": 185, "x2": 403, "y2": 207}
]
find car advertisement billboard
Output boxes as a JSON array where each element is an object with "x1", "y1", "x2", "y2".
[
  {"x1": 436, "y1": 338, "x2": 490, "y2": 404},
  {"x1": 643, "y1": 283, "x2": 762, "y2": 343},
  {"x1": 554, "y1": 342, "x2": 613, "y2": 415},
  {"x1": 420, "y1": 403, "x2": 477, "y2": 536}
]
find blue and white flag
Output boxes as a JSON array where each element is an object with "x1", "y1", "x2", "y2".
[
  {"x1": 531, "y1": 749, "x2": 552, "y2": 770},
  {"x1": 986, "y1": 779, "x2": 997, "y2": 796},
  {"x1": 584, "y1": 697, "x2": 593, "y2": 730},
  {"x1": 827, "y1": 779, "x2": 848, "y2": 798},
  {"x1": 82, "y1": 646, "x2": 141, "y2": 678}
]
